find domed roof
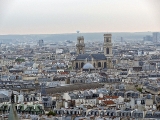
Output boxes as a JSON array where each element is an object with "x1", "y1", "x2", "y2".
[{"x1": 83, "y1": 63, "x2": 94, "y2": 69}]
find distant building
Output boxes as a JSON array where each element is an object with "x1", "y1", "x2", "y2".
[
  {"x1": 143, "y1": 35, "x2": 152, "y2": 41},
  {"x1": 152, "y1": 32, "x2": 160, "y2": 42},
  {"x1": 76, "y1": 36, "x2": 85, "y2": 54},
  {"x1": 121, "y1": 37, "x2": 124, "y2": 42},
  {"x1": 138, "y1": 50, "x2": 144, "y2": 56},
  {"x1": 56, "y1": 48, "x2": 63, "y2": 54},
  {"x1": 103, "y1": 34, "x2": 113, "y2": 57},
  {"x1": 0, "y1": 59, "x2": 14, "y2": 66},
  {"x1": 38, "y1": 39, "x2": 44, "y2": 47}
]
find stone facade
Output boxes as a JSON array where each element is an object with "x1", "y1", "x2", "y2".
[
  {"x1": 103, "y1": 34, "x2": 113, "y2": 57},
  {"x1": 76, "y1": 36, "x2": 85, "y2": 54}
]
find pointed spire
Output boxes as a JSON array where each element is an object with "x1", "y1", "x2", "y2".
[
  {"x1": 8, "y1": 91, "x2": 19, "y2": 120},
  {"x1": 11, "y1": 91, "x2": 15, "y2": 103}
]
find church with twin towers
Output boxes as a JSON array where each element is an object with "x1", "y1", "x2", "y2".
[{"x1": 72, "y1": 34, "x2": 113, "y2": 70}]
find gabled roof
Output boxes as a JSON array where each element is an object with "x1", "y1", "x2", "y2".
[
  {"x1": 91, "y1": 54, "x2": 107, "y2": 60},
  {"x1": 75, "y1": 54, "x2": 106, "y2": 61}
]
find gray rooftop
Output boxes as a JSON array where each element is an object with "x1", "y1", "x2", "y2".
[{"x1": 75, "y1": 54, "x2": 107, "y2": 61}]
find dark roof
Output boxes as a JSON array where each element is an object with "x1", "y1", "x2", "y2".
[
  {"x1": 45, "y1": 83, "x2": 103, "y2": 94},
  {"x1": 75, "y1": 54, "x2": 106, "y2": 61},
  {"x1": 0, "y1": 94, "x2": 8, "y2": 99}
]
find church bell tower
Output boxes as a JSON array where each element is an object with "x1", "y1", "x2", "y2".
[
  {"x1": 76, "y1": 36, "x2": 85, "y2": 54},
  {"x1": 103, "y1": 34, "x2": 113, "y2": 57}
]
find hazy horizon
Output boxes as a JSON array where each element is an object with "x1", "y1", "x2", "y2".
[
  {"x1": 0, "y1": 32, "x2": 153, "y2": 43},
  {"x1": 0, "y1": 0, "x2": 160, "y2": 34},
  {"x1": 0, "y1": 31, "x2": 157, "y2": 36}
]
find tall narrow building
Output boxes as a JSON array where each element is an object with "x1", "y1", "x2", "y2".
[
  {"x1": 153, "y1": 32, "x2": 160, "y2": 42},
  {"x1": 103, "y1": 34, "x2": 113, "y2": 57},
  {"x1": 38, "y1": 39, "x2": 44, "y2": 47},
  {"x1": 76, "y1": 36, "x2": 85, "y2": 54}
]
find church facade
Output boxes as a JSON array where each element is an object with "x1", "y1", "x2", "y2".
[{"x1": 72, "y1": 34, "x2": 113, "y2": 70}]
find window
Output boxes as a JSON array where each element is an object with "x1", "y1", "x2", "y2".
[
  {"x1": 98, "y1": 62, "x2": 101, "y2": 67},
  {"x1": 105, "y1": 38, "x2": 109, "y2": 42},
  {"x1": 106, "y1": 48, "x2": 109, "y2": 54},
  {"x1": 81, "y1": 62, "x2": 84, "y2": 68},
  {"x1": 106, "y1": 38, "x2": 109, "y2": 42},
  {"x1": 76, "y1": 63, "x2": 78, "y2": 69},
  {"x1": 104, "y1": 62, "x2": 107, "y2": 68}
]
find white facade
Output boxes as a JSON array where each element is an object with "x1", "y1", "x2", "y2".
[
  {"x1": 57, "y1": 69, "x2": 64, "y2": 73},
  {"x1": 0, "y1": 59, "x2": 14, "y2": 66},
  {"x1": 56, "y1": 49, "x2": 63, "y2": 54}
]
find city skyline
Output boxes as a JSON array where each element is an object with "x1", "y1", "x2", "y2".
[{"x1": 0, "y1": 0, "x2": 160, "y2": 35}]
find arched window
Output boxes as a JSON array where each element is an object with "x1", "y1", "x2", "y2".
[
  {"x1": 105, "y1": 38, "x2": 109, "y2": 42},
  {"x1": 76, "y1": 63, "x2": 78, "y2": 69},
  {"x1": 104, "y1": 62, "x2": 107, "y2": 68},
  {"x1": 106, "y1": 38, "x2": 109, "y2": 42},
  {"x1": 98, "y1": 62, "x2": 101, "y2": 67},
  {"x1": 81, "y1": 62, "x2": 84, "y2": 68},
  {"x1": 106, "y1": 48, "x2": 109, "y2": 54}
]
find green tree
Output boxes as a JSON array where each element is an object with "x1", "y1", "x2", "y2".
[
  {"x1": 15, "y1": 58, "x2": 25, "y2": 62},
  {"x1": 47, "y1": 111, "x2": 56, "y2": 116},
  {"x1": 137, "y1": 88, "x2": 142, "y2": 93}
]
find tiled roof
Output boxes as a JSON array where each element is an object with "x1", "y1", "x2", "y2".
[
  {"x1": 103, "y1": 100, "x2": 115, "y2": 105},
  {"x1": 104, "y1": 96, "x2": 118, "y2": 99},
  {"x1": 98, "y1": 97, "x2": 104, "y2": 100}
]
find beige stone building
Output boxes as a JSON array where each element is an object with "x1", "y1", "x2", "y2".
[
  {"x1": 72, "y1": 34, "x2": 113, "y2": 70},
  {"x1": 76, "y1": 36, "x2": 85, "y2": 54}
]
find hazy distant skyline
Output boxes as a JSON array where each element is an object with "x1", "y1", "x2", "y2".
[{"x1": 0, "y1": 0, "x2": 160, "y2": 35}]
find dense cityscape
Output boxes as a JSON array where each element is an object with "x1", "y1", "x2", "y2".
[
  {"x1": 0, "y1": 32, "x2": 160, "y2": 120},
  {"x1": 1, "y1": 0, "x2": 160, "y2": 119}
]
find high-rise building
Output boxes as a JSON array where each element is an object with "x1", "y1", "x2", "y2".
[
  {"x1": 143, "y1": 35, "x2": 152, "y2": 41},
  {"x1": 121, "y1": 37, "x2": 123, "y2": 42},
  {"x1": 38, "y1": 39, "x2": 44, "y2": 47},
  {"x1": 153, "y1": 32, "x2": 160, "y2": 42}
]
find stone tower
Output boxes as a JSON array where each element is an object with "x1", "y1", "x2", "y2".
[
  {"x1": 76, "y1": 36, "x2": 85, "y2": 54},
  {"x1": 103, "y1": 34, "x2": 113, "y2": 57}
]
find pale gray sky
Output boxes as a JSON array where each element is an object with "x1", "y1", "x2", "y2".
[{"x1": 0, "y1": 0, "x2": 160, "y2": 34}]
